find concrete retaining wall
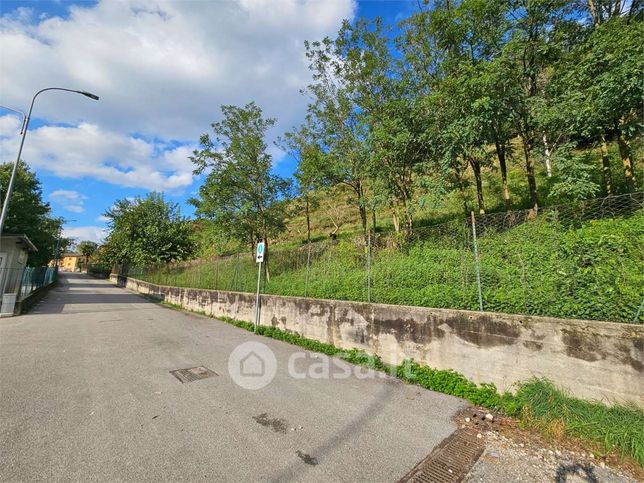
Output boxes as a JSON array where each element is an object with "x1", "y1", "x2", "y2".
[{"x1": 112, "y1": 275, "x2": 644, "y2": 406}]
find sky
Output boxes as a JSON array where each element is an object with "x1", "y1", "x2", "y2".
[{"x1": 0, "y1": 0, "x2": 418, "y2": 243}]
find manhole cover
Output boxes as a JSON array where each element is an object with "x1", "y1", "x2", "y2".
[
  {"x1": 170, "y1": 366, "x2": 218, "y2": 383},
  {"x1": 399, "y1": 429, "x2": 484, "y2": 483}
]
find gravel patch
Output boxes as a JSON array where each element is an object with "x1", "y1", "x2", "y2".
[{"x1": 465, "y1": 431, "x2": 638, "y2": 483}]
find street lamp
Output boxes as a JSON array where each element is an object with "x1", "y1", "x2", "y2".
[{"x1": 0, "y1": 88, "x2": 99, "y2": 237}]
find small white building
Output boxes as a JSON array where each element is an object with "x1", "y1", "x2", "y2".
[{"x1": 0, "y1": 234, "x2": 37, "y2": 315}]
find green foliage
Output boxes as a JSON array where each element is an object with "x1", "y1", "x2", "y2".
[
  {"x1": 77, "y1": 240, "x2": 98, "y2": 258},
  {"x1": 190, "y1": 102, "x2": 290, "y2": 248},
  {"x1": 513, "y1": 379, "x2": 644, "y2": 466},
  {"x1": 139, "y1": 212, "x2": 643, "y2": 323},
  {"x1": 0, "y1": 161, "x2": 62, "y2": 266},
  {"x1": 102, "y1": 192, "x2": 195, "y2": 266},
  {"x1": 547, "y1": 146, "x2": 601, "y2": 202}
]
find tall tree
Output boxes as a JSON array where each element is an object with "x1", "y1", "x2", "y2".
[
  {"x1": 303, "y1": 31, "x2": 371, "y2": 237},
  {"x1": 190, "y1": 102, "x2": 290, "y2": 270},
  {"x1": 281, "y1": 122, "x2": 325, "y2": 243},
  {"x1": 102, "y1": 192, "x2": 194, "y2": 267},
  {"x1": 0, "y1": 161, "x2": 62, "y2": 266},
  {"x1": 545, "y1": 17, "x2": 643, "y2": 193},
  {"x1": 502, "y1": 0, "x2": 575, "y2": 210}
]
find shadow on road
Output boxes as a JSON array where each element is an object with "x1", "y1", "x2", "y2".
[{"x1": 27, "y1": 272, "x2": 151, "y2": 315}]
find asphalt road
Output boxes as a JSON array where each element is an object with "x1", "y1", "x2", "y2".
[{"x1": 1, "y1": 273, "x2": 465, "y2": 482}]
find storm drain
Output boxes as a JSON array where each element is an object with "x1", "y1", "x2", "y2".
[
  {"x1": 170, "y1": 366, "x2": 218, "y2": 383},
  {"x1": 399, "y1": 429, "x2": 485, "y2": 483}
]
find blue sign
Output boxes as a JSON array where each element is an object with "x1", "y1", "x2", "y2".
[{"x1": 256, "y1": 241, "x2": 265, "y2": 263}]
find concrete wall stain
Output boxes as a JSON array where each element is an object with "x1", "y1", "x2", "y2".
[
  {"x1": 523, "y1": 340, "x2": 544, "y2": 351},
  {"x1": 561, "y1": 328, "x2": 605, "y2": 363},
  {"x1": 441, "y1": 314, "x2": 521, "y2": 348}
]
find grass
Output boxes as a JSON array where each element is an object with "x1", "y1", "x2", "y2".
[
  {"x1": 140, "y1": 211, "x2": 644, "y2": 323},
  {"x1": 158, "y1": 299, "x2": 644, "y2": 466},
  {"x1": 513, "y1": 380, "x2": 644, "y2": 466}
]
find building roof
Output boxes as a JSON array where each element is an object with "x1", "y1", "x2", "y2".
[{"x1": 0, "y1": 234, "x2": 38, "y2": 252}]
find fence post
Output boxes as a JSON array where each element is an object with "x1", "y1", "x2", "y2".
[
  {"x1": 470, "y1": 211, "x2": 484, "y2": 311},
  {"x1": 367, "y1": 231, "x2": 372, "y2": 303},
  {"x1": 304, "y1": 241, "x2": 311, "y2": 297},
  {"x1": 233, "y1": 252, "x2": 240, "y2": 291}
]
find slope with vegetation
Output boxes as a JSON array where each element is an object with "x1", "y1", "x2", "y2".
[{"x1": 100, "y1": 1, "x2": 642, "y2": 323}]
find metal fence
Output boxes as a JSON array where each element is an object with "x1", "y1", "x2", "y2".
[
  {"x1": 19, "y1": 266, "x2": 58, "y2": 299},
  {"x1": 123, "y1": 192, "x2": 643, "y2": 323}
]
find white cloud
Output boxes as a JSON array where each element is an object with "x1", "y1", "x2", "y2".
[
  {"x1": 0, "y1": 116, "x2": 196, "y2": 190},
  {"x1": 96, "y1": 215, "x2": 110, "y2": 222},
  {"x1": 0, "y1": 0, "x2": 356, "y2": 189},
  {"x1": 50, "y1": 189, "x2": 87, "y2": 212},
  {"x1": 63, "y1": 225, "x2": 107, "y2": 243}
]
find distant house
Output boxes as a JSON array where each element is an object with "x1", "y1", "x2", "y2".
[
  {"x1": 54, "y1": 253, "x2": 83, "y2": 272},
  {"x1": 0, "y1": 234, "x2": 37, "y2": 315}
]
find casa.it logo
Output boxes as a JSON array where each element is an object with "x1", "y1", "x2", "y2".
[{"x1": 228, "y1": 341, "x2": 277, "y2": 390}]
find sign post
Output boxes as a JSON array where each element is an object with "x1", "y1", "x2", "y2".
[{"x1": 254, "y1": 241, "x2": 265, "y2": 333}]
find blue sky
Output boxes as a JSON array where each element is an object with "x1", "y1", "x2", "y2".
[{"x1": 0, "y1": 0, "x2": 418, "y2": 243}]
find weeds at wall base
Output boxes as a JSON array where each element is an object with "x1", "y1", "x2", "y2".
[{"x1": 155, "y1": 299, "x2": 644, "y2": 467}]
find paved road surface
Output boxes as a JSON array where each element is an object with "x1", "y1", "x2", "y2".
[{"x1": 1, "y1": 273, "x2": 465, "y2": 482}]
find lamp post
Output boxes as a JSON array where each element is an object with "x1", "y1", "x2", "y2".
[{"x1": 0, "y1": 88, "x2": 99, "y2": 237}]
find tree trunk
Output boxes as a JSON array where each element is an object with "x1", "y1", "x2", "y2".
[
  {"x1": 305, "y1": 195, "x2": 311, "y2": 243},
  {"x1": 359, "y1": 204, "x2": 368, "y2": 239},
  {"x1": 392, "y1": 209, "x2": 400, "y2": 233},
  {"x1": 405, "y1": 209, "x2": 413, "y2": 233},
  {"x1": 522, "y1": 142, "x2": 538, "y2": 210},
  {"x1": 372, "y1": 209, "x2": 377, "y2": 233},
  {"x1": 263, "y1": 237, "x2": 270, "y2": 283},
  {"x1": 469, "y1": 158, "x2": 485, "y2": 214},
  {"x1": 543, "y1": 134, "x2": 553, "y2": 177},
  {"x1": 600, "y1": 135, "x2": 613, "y2": 195},
  {"x1": 494, "y1": 138, "x2": 511, "y2": 210},
  {"x1": 616, "y1": 132, "x2": 636, "y2": 192}
]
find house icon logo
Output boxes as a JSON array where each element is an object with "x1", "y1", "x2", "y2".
[
  {"x1": 240, "y1": 351, "x2": 265, "y2": 377},
  {"x1": 228, "y1": 341, "x2": 276, "y2": 390}
]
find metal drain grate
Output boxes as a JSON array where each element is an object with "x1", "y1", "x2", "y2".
[
  {"x1": 399, "y1": 429, "x2": 485, "y2": 483},
  {"x1": 170, "y1": 366, "x2": 218, "y2": 383}
]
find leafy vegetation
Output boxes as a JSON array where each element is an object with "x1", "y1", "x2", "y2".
[
  {"x1": 112, "y1": 2, "x2": 643, "y2": 322},
  {"x1": 137, "y1": 211, "x2": 643, "y2": 323},
  {"x1": 0, "y1": 161, "x2": 64, "y2": 266},
  {"x1": 100, "y1": 192, "x2": 195, "y2": 267}
]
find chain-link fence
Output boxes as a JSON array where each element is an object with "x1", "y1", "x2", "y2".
[{"x1": 123, "y1": 192, "x2": 643, "y2": 323}]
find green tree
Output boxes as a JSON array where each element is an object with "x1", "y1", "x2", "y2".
[
  {"x1": 0, "y1": 161, "x2": 62, "y2": 266},
  {"x1": 77, "y1": 240, "x2": 98, "y2": 269},
  {"x1": 190, "y1": 102, "x2": 290, "y2": 268},
  {"x1": 545, "y1": 17, "x2": 643, "y2": 193},
  {"x1": 501, "y1": 0, "x2": 575, "y2": 210},
  {"x1": 303, "y1": 32, "x2": 372, "y2": 237},
  {"x1": 102, "y1": 192, "x2": 195, "y2": 267},
  {"x1": 280, "y1": 122, "x2": 325, "y2": 243}
]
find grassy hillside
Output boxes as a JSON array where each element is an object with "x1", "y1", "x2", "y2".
[{"x1": 139, "y1": 208, "x2": 643, "y2": 323}]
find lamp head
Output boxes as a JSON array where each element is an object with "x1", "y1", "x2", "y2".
[{"x1": 79, "y1": 91, "x2": 99, "y2": 101}]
